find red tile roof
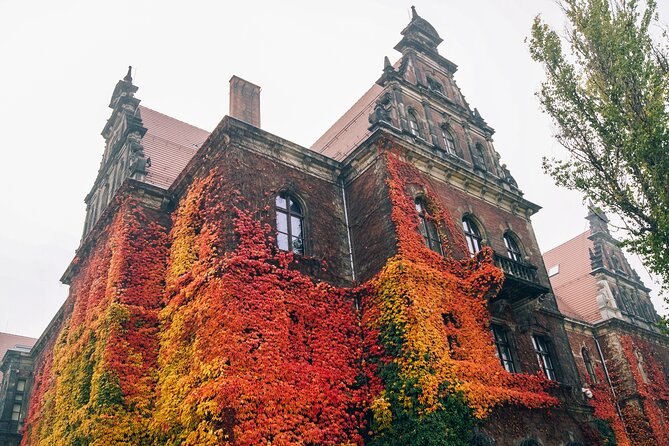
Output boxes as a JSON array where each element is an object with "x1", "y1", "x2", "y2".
[
  {"x1": 138, "y1": 106, "x2": 210, "y2": 189},
  {"x1": 310, "y1": 84, "x2": 385, "y2": 160},
  {"x1": 543, "y1": 231, "x2": 602, "y2": 323}
]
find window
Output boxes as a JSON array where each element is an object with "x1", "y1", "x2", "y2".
[
  {"x1": 408, "y1": 110, "x2": 422, "y2": 137},
  {"x1": 441, "y1": 127, "x2": 457, "y2": 156},
  {"x1": 533, "y1": 335, "x2": 558, "y2": 380},
  {"x1": 582, "y1": 347, "x2": 597, "y2": 383},
  {"x1": 415, "y1": 198, "x2": 443, "y2": 255},
  {"x1": 503, "y1": 233, "x2": 523, "y2": 262},
  {"x1": 16, "y1": 379, "x2": 25, "y2": 392},
  {"x1": 275, "y1": 193, "x2": 304, "y2": 255},
  {"x1": 462, "y1": 217, "x2": 482, "y2": 256},
  {"x1": 11, "y1": 402, "x2": 21, "y2": 421},
  {"x1": 427, "y1": 77, "x2": 444, "y2": 94},
  {"x1": 492, "y1": 324, "x2": 517, "y2": 373}
]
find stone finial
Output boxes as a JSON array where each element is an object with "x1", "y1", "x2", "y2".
[
  {"x1": 124, "y1": 66, "x2": 133, "y2": 83},
  {"x1": 411, "y1": 5, "x2": 418, "y2": 19},
  {"x1": 384, "y1": 56, "x2": 392, "y2": 70}
]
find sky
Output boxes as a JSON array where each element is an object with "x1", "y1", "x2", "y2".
[{"x1": 1, "y1": 0, "x2": 667, "y2": 338}]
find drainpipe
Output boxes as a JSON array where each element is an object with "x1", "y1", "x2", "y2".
[
  {"x1": 594, "y1": 336, "x2": 628, "y2": 434},
  {"x1": 340, "y1": 178, "x2": 356, "y2": 286}
]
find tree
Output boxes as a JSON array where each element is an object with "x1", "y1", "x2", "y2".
[{"x1": 529, "y1": 0, "x2": 669, "y2": 296}]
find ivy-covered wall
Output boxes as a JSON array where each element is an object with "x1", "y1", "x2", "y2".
[{"x1": 23, "y1": 146, "x2": 657, "y2": 445}]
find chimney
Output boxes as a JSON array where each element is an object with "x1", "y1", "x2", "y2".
[{"x1": 229, "y1": 75, "x2": 261, "y2": 127}]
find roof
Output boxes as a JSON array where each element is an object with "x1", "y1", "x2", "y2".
[
  {"x1": 543, "y1": 230, "x2": 602, "y2": 323},
  {"x1": 0, "y1": 332, "x2": 36, "y2": 380},
  {"x1": 310, "y1": 83, "x2": 385, "y2": 161},
  {"x1": 139, "y1": 105, "x2": 211, "y2": 189}
]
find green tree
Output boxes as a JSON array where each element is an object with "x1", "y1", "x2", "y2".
[{"x1": 529, "y1": 0, "x2": 669, "y2": 295}]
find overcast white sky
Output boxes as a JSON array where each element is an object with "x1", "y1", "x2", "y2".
[{"x1": 1, "y1": 0, "x2": 667, "y2": 338}]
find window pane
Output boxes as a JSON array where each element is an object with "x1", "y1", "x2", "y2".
[
  {"x1": 11, "y1": 404, "x2": 21, "y2": 421},
  {"x1": 277, "y1": 211, "x2": 288, "y2": 233},
  {"x1": 290, "y1": 216, "x2": 302, "y2": 237},
  {"x1": 289, "y1": 199, "x2": 302, "y2": 215},
  {"x1": 15, "y1": 394, "x2": 23, "y2": 401},
  {"x1": 275, "y1": 195, "x2": 287, "y2": 209},
  {"x1": 277, "y1": 232, "x2": 289, "y2": 251},
  {"x1": 16, "y1": 380, "x2": 25, "y2": 392}
]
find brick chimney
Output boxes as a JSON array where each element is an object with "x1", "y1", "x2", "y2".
[{"x1": 229, "y1": 75, "x2": 261, "y2": 127}]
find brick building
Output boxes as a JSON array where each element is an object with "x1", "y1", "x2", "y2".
[
  {"x1": 11, "y1": 8, "x2": 669, "y2": 446},
  {"x1": 544, "y1": 209, "x2": 669, "y2": 445},
  {"x1": 0, "y1": 333, "x2": 36, "y2": 446}
]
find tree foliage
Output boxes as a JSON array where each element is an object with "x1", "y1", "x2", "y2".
[{"x1": 529, "y1": 0, "x2": 669, "y2": 290}]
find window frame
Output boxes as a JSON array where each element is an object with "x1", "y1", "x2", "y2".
[
  {"x1": 275, "y1": 192, "x2": 305, "y2": 255},
  {"x1": 415, "y1": 198, "x2": 443, "y2": 255},
  {"x1": 581, "y1": 347, "x2": 598, "y2": 384},
  {"x1": 491, "y1": 324, "x2": 517, "y2": 373},
  {"x1": 503, "y1": 232, "x2": 523, "y2": 262},
  {"x1": 532, "y1": 335, "x2": 558, "y2": 381},
  {"x1": 407, "y1": 109, "x2": 423, "y2": 138},
  {"x1": 441, "y1": 126, "x2": 457, "y2": 156},
  {"x1": 462, "y1": 216, "x2": 483, "y2": 257}
]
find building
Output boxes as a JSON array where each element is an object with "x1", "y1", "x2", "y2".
[
  {"x1": 0, "y1": 333, "x2": 36, "y2": 446},
  {"x1": 11, "y1": 7, "x2": 669, "y2": 446},
  {"x1": 544, "y1": 209, "x2": 669, "y2": 445}
]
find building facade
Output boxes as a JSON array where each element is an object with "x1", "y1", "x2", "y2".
[
  {"x1": 544, "y1": 209, "x2": 669, "y2": 445},
  {"x1": 0, "y1": 333, "x2": 36, "y2": 446},
  {"x1": 10, "y1": 8, "x2": 669, "y2": 446}
]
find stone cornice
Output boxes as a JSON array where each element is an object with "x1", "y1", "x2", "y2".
[
  {"x1": 340, "y1": 129, "x2": 541, "y2": 220},
  {"x1": 170, "y1": 116, "x2": 342, "y2": 199},
  {"x1": 593, "y1": 317, "x2": 669, "y2": 345}
]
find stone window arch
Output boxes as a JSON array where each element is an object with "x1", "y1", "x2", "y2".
[{"x1": 275, "y1": 192, "x2": 305, "y2": 255}]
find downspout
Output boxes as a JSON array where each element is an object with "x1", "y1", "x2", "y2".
[
  {"x1": 340, "y1": 177, "x2": 356, "y2": 288},
  {"x1": 594, "y1": 336, "x2": 628, "y2": 434}
]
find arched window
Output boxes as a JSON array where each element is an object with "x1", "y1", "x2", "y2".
[
  {"x1": 503, "y1": 233, "x2": 523, "y2": 262},
  {"x1": 415, "y1": 198, "x2": 442, "y2": 255},
  {"x1": 582, "y1": 347, "x2": 597, "y2": 383},
  {"x1": 275, "y1": 193, "x2": 304, "y2": 255},
  {"x1": 441, "y1": 127, "x2": 457, "y2": 156},
  {"x1": 468, "y1": 432, "x2": 495, "y2": 446},
  {"x1": 520, "y1": 440, "x2": 541, "y2": 446},
  {"x1": 408, "y1": 110, "x2": 422, "y2": 138},
  {"x1": 462, "y1": 216, "x2": 482, "y2": 257}
]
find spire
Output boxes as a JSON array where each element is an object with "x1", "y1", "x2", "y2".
[
  {"x1": 395, "y1": 6, "x2": 443, "y2": 55},
  {"x1": 586, "y1": 201, "x2": 610, "y2": 235},
  {"x1": 124, "y1": 65, "x2": 133, "y2": 83},
  {"x1": 108, "y1": 66, "x2": 139, "y2": 109}
]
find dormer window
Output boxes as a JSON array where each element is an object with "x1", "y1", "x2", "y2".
[
  {"x1": 408, "y1": 110, "x2": 422, "y2": 138},
  {"x1": 427, "y1": 77, "x2": 443, "y2": 94}
]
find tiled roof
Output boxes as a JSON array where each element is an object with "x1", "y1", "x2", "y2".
[
  {"x1": 310, "y1": 84, "x2": 385, "y2": 160},
  {"x1": 0, "y1": 332, "x2": 36, "y2": 380},
  {"x1": 543, "y1": 231, "x2": 602, "y2": 323},
  {"x1": 138, "y1": 106, "x2": 210, "y2": 189}
]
